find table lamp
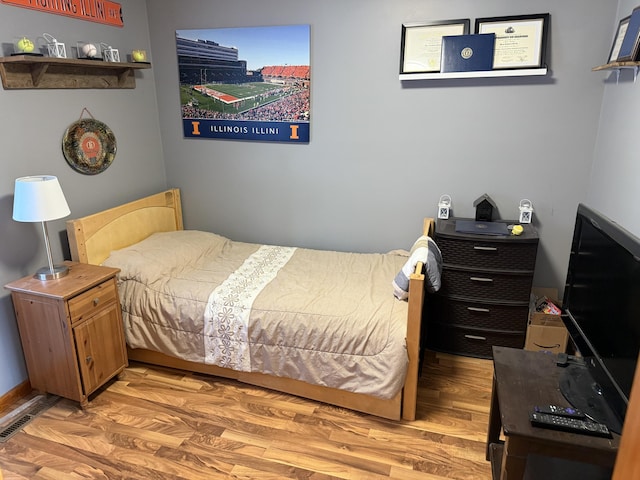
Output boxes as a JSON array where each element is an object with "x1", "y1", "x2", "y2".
[{"x1": 13, "y1": 175, "x2": 71, "y2": 280}]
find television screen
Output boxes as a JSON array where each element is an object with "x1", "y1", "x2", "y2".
[{"x1": 562, "y1": 204, "x2": 640, "y2": 433}]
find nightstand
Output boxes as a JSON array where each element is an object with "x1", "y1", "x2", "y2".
[
  {"x1": 5, "y1": 262, "x2": 127, "y2": 406},
  {"x1": 428, "y1": 218, "x2": 539, "y2": 359}
]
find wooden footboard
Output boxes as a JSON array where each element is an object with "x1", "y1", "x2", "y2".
[
  {"x1": 403, "y1": 217, "x2": 435, "y2": 420},
  {"x1": 67, "y1": 189, "x2": 434, "y2": 421}
]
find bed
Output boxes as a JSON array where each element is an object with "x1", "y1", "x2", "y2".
[{"x1": 66, "y1": 189, "x2": 438, "y2": 421}]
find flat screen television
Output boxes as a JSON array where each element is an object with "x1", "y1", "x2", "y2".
[{"x1": 560, "y1": 203, "x2": 640, "y2": 434}]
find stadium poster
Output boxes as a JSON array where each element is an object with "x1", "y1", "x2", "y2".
[{"x1": 176, "y1": 25, "x2": 310, "y2": 143}]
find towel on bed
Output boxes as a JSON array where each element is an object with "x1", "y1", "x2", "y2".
[{"x1": 392, "y1": 235, "x2": 442, "y2": 300}]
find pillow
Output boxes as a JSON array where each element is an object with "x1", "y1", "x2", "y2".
[
  {"x1": 392, "y1": 235, "x2": 442, "y2": 300},
  {"x1": 102, "y1": 230, "x2": 229, "y2": 281}
]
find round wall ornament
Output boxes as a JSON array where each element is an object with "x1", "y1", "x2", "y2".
[{"x1": 62, "y1": 116, "x2": 116, "y2": 175}]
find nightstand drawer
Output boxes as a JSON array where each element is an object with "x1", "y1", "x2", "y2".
[
  {"x1": 437, "y1": 236, "x2": 538, "y2": 271},
  {"x1": 426, "y1": 323, "x2": 526, "y2": 359},
  {"x1": 68, "y1": 278, "x2": 118, "y2": 323},
  {"x1": 430, "y1": 296, "x2": 529, "y2": 332},
  {"x1": 439, "y1": 268, "x2": 534, "y2": 303}
]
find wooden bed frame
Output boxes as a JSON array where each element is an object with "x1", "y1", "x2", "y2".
[{"x1": 66, "y1": 189, "x2": 434, "y2": 421}]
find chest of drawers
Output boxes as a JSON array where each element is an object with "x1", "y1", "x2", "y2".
[{"x1": 427, "y1": 218, "x2": 539, "y2": 358}]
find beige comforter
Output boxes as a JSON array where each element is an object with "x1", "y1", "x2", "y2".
[{"x1": 103, "y1": 230, "x2": 410, "y2": 399}]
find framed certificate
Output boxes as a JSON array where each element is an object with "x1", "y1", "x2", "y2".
[
  {"x1": 400, "y1": 19, "x2": 470, "y2": 73},
  {"x1": 609, "y1": 16, "x2": 631, "y2": 63},
  {"x1": 475, "y1": 13, "x2": 550, "y2": 69},
  {"x1": 617, "y1": 7, "x2": 640, "y2": 62}
]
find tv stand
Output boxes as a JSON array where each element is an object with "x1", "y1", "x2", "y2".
[
  {"x1": 560, "y1": 363, "x2": 624, "y2": 434},
  {"x1": 486, "y1": 347, "x2": 619, "y2": 480}
]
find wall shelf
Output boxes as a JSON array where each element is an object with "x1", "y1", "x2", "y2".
[
  {"x1": 592, "y1": 60, "x2": 640, "y2": 71},
  {"x1": 399, "y1": 67, "x2": 548, "y2": 81},
  {"x1": 0, "y1": 55, "x2": 151, "y2": 89},
  {"x1": 592, "y1": 61, "x2": 640, "y2": 83}
]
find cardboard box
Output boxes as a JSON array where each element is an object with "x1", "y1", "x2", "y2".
[{"x1": 524, "y1": 288, "x2": 569, "y2": 354}]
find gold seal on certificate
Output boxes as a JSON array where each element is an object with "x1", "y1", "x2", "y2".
[{"x1": 475, "y1": 13, "x2": 549, "y2": 69}]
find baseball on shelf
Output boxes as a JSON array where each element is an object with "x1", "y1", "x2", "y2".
[
  {"x1": 82, "y1": 43, "x2": 97, "y2": 58},
  {"x1": 132, "y1": 50, "x2": 146, "y2": 62},
  {"x1": 17, "y1": 37, "x2": 35, "y2": 53}
]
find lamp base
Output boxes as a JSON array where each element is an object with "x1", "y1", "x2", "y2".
[{"x1": 34, "y1": 264, "x2": 69, "y2": 281}]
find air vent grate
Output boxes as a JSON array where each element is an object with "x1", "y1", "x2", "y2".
[
  {"x1": 0, "y1": 414, "x2": 34, "y2": 442},
  {"x1": 0, "y1": 395, "x2": 60, "y2": 443}
]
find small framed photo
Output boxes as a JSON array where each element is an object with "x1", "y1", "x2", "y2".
[
  {"x1": 609, "y1": 16, "x2": 631, "y2": 63},
  {"x1": 475, "y1": 13, "x2": 550, "y2": 69},
  {"x1": 617, "y1": 7, "x2": 640, "y2": 62},
  {"x1": 400, "y1": 19, "x2": 470, "y2": 74}
]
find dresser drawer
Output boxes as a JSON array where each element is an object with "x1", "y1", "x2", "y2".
[
  {"x1": 430, "y1": 296, "x2": 529, "y2": 332},
  {"x1": 439, "y1": 268, "x2": 534, "y2": 303},
  {"x1": 68, "y1": 278, "x2": 118, "y2": 324},
  {"x1": 437, "y1": 236, "x2": 538, "y2": 271},
  {"x1": 426, "y1": 322, "x2": 526, "y2": 359}
]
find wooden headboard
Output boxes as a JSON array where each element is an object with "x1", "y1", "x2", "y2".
[{"x1": 66, "y1": 189, "x2": 184, "y2": 265}]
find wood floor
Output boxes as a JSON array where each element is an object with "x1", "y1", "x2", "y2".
[{"x1": 0, "y1": 351, "x2": 494, "y2": 480}]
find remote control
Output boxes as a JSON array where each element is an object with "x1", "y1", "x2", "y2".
[
  {"x1": 534, "y1": 405, "x2": 585, "y2": 418},
  {"x1": 530, "y1": 412, "x2": 611, "y2": 438}
]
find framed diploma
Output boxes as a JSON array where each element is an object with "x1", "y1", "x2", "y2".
[
  {"x1": 400, "y1": 19, "x2": 470, "y2": 74},
  {"x1": 475, "y1": 13, "x2": 550, "y2": 69},
  {"x1": 617, "y1": 7, "x2": 640, "y2": 62},
  {"x1": 609, "y1": 16, "x2": 631, "y2": 63}
]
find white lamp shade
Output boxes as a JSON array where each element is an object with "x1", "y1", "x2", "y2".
[{"x1": 13, "y1": 175, "x2": 71, "y2": 222}]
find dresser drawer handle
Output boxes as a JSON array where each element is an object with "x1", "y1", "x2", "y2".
[
  {"x1": 93, "y1": 298, "x2": 100, "y2": 306},
  {"x1": 86, "y1": 355, "x2": 93, "y2": 365},
  {"x1": 467, "y1": 307, "x2": 490, "y2": 313},
  {"x1": 469, "y1": 276, "x2": 493, "y2": 283},
  {"x1": 473, "y1": 246, "x2": 498, "y2": 251},
  {"x1": 464, "y1": 334, "x2": 487, "y2": 341}
]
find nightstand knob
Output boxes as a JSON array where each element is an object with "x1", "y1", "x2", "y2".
[
  {"x1": 86, "y1": 355, "x2": 93, "y2": 365},
  {"x1": 93, "y1": 297, "x2": 100, "y2": 306}
]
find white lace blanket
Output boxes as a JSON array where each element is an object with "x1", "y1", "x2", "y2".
[{"x1": 203, "y1": 245, "x2": 296, "y2": 370}]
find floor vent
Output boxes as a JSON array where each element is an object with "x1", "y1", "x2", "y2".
[{"x1": 0, "y1": 395, "x2": 60, "y2": 443}]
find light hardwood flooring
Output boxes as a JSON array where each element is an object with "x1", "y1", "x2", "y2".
[{"x1": 0, "y1": 351, "x2": 494, "y2": 479}]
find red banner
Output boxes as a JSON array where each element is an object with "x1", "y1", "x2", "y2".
[{"x1": 1, "y1": 0, "x2": 123, "y2": 28}]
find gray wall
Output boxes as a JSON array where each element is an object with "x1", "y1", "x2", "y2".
[
  {"x1": 590, "y1": 0, "x2": 640, "y2": 237},
  {"x1": 1, "y1": 0, "x2": 635, "y2": 399},
  {"x1": 149, "y1": 0, "x2": 615, "y2": 295},
  {"x1": 0, "y1": 2, "x2": 166, "y2": 397}
]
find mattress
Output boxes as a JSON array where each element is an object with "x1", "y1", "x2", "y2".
[{"x1": 103, "y1": 230, "x2": 413, "y2": 399}]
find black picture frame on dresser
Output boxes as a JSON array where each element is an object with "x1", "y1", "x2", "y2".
[{"x1": 427, "y1": 217, "x2": 539, "y2": 359}]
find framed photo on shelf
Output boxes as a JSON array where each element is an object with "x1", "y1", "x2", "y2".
[
  {"x1": 617, "y1": 7, "x2": 640, "y2": 62},
  {"x1": 475, "y1": 13, "x2": 550, "y2": 69},
  {"x1": 609, "y1": 15, "x2": 631, "y2": 63},
  {"x1": 400, "y1": 19, "x2": 470, "y2": 73}
]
